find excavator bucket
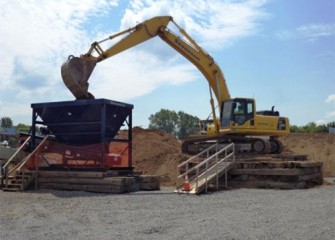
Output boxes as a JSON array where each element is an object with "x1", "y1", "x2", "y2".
[{"x1": 61, "y1": 56, "x2": 96, "y2": 99}]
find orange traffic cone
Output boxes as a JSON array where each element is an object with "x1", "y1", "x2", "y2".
[{"x1": 183, "y1": 174, "x2": 191, "y2": 191}]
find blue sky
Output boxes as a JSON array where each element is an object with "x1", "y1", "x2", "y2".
[{"x1": 0, "y1": 0, "x2": 334, "y2": 127}]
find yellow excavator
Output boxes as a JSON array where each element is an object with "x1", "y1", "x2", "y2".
[{"x1": 61, "y1": 16, "x2": 290, "y2": 154}]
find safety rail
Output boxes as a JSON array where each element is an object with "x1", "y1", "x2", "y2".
[
  {"x1": 3, "y1": 135, "x2": 49, "y2": 191},
  {"x1": 176, "y1": 143, "x2": 235, "y2": 194},
  {"x1": 2, "y1": 136, "x2": 31, "y2": 171}
]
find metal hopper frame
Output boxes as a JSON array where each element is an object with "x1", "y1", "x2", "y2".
[{"x1": 30, "y1": 99, "x2": 134, "y2": 171}]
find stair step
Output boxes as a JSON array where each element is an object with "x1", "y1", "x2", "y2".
[
  {"x1": 5, "y1": 183, "x2": 24, "y2": 187},
  {"x1": 2, "y1": 173, "x2": 34, "y2": 191},
  {"x1": 2, "y1": 187, "x2": 22, "y2": 192},
  {"x1": 6, "y1": 177, "x2": 32, "y2": 182},
  {"x1": 6, "y1": 181, "x2": 24, "y2": 186},
  {"x1": 14, "y1": 176, "x2": 33, "y2": 180},
  {"x1": 6, "y1": 171, "x2": 34, "y2": 176},
  {"x1": 17, "y1": 172, "x2": 34, "y2": 177}
]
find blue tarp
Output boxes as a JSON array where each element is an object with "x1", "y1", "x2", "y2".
[{"x1": 0, "y1": 127, "x2": 16, "y2": 135}]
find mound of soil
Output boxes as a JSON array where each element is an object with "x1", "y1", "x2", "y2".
[
  {"x1": 118, "y1": 127, "x2": 189, "y2": 186},
  {"x1": 279, "y1": 133, "x2": 335, "y2": 177},
  {"x1": 122, "y1": 128, "x2": 335, "y2": 186}
]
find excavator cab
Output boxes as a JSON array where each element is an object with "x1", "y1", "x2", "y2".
[{"x1": 220, "y1": 98, "x2": 255, "y2": 129}]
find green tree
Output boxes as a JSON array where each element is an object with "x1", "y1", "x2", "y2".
[
  {"x1": 148, "y1": 109, "x2": 179, "y2": 136},
  {"x1": 148, "y1": 109, "x2": 200, "y2": 139},
  {"x1": 302, "y1": 122, "x2": 316, "y2": 132},
  {"x1": 290, "y1": 122, "x2": 330, "y2": 133},
  {"x1": 327, "y1": 121, "x2": 335, "y2": 128},
  {"x1": 315, "y1": 124, "x2": 327, "y2": 133},
  {"x1": 290, "y1": 125, "x2": 299, "y2": 133},
  {"x1": 16, "y1": 123, "x2": 31, "y2": 134},
  {"x1": 1, "y1": 117, "x2": 13, "y2": 128},
  {"x1": 176, "y1": 111, "x2": 199, "y2": 139}
]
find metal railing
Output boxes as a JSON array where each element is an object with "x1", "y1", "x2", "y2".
[
  {"x1": 3, "y1": 135, "x2": 49, "y2": 190},
  {"x1": 177, "y1": 143, "x2": 235, "y2": 194},
  {"x1": 2, "y1": 136, "x2": 31, "y2": 172}
]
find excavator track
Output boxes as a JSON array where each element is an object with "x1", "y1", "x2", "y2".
[{"x1": 181, "y1": 134, "x2": 283, "y2": 155}]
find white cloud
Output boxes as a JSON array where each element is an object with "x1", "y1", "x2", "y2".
[
  {"x1": 89, "y1": 0, "x2": 269, "y2": 99},
  {"x1": 298, "y1": 23, "x2": 335, "y2": 42},
  {"x1": 0, "y1": 0, "x2": 118, "y2": 96},
  {"x1": 275, "y1": 30, "x2": 294, "y2": 41},
  {"x1": 0, "y1": 0, "x2": 270, "y2": 124},
  {"x1": 326, "y1": 94, "x2": 335, "y2": 104},
  {"x1": 0, "y1": 101, "x2": 32, "y2": 125},
  {"x1": 326, "y1": 111, "x2": 335, "y2": 118},
  {"x1": 317, "y1": 111, "x2": 335, "y2": 126},
  {"x1": 317, "y1": 95, "x2": 335, "y2": 124},
  {"x1": 315, "y1": 119, "x2": 327, "y2": 125},
  {"x1": 121, "y1": 0, "x2": 269, "y2": 50},
  {"x1": 90, "y1": 50, "x2": 199, "y2": 100},
  {"x1": 276, "y1": 23, "x2": 335, "y2": 42}
]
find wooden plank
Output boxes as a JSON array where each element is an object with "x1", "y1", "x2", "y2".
[
  {"x1": 298, "y1": 173, "x2": 323, "y2": 182},
  {"x1": 37, "y1": 171, "x2": 104, "y2": 178},
  {"x1": 38, "y1": 182, "x2": 136, "y2": 193},
  {"x1": 228, "y1": 180, "x2": 307, "y2": 189},
  {"x1": 296, "y1": 162, "x2": 323, "y2": 168},
  {"x1": 139, "y1": 175, "x2": 160, "y2": 183},
  {"x1": 229, "y1": 167, "x2": 321, "y2": 176},
  {"x1": 124, "y1": 177, "x2": 136, "y2": 185},
  {"x1": 38, "y1": 177, "x2": 135, "y2": 186},
  {"x1": 273, "y1": 154, "x2": 308, "y2": 161},
  {"x1": 139, "y1": 175, "x2": 160, "y2": 190},
  {"x1": 140, "y1": 182, "x2": 160, "y2": 191},
  {"x1": 234, "y1": 161, "x2": 323, "y2": 169}
]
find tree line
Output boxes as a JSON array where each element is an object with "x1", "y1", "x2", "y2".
[
  {"x1": 148, "y1": 111, "x2": 335, "y2": 136},
  {"x1": 290, "y1": 121, "x2": 335, "y2": 133},
  {"x1": 0, "y1": 117, "x2": 30, "y2": 146},
  {"x1": 148, "y1": 109, "x2": 200, "y2": 140},
  {"x1": 1, "y1": 113, "x2": 334, "y2": 147}
]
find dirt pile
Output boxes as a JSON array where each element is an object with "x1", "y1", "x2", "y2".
[
  {"x1": 118, "y1": 127, "x2": 189, "y2": 186},
  {"x1": 122, "y1": 129, "x2": 335, "y2": 186},
  {"x1": 280, "y1": 133, "x2": 335, "y2": 177}
]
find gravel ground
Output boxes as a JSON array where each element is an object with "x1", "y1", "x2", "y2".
[{"x1": 0, "y1": 186, "x2": 334, "y2": 240}]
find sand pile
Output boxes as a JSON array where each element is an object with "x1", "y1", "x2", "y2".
[
  {"x1": 118, "y1": 127, "x2": 189, "y2": 186},
  {"x1": 280, "y1": 133, "x2": 335, "y2": 177}
]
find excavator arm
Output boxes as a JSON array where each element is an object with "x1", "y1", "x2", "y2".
[
  {"x1": 61, "y1": 15, "x2": 290, "y2": 154},
  {"x1": 61, "y1": 16, "x2": 230, "y2": 132},
  {"x1": 61, "y1": 16, "x2": 173, "y2": 99}
]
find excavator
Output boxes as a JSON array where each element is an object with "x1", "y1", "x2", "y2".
[{"x1": 61, "y1": 16, "x2": 290, "y2": 154}]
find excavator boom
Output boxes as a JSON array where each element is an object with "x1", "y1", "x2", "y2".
[
  {"x1": 61, "y1": 15, "x2": 290, "y2": 154},
  {"x1": 61, "y1": 16, "x2": 230, "y2": 112}
]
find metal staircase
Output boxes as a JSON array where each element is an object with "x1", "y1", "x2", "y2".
[
  {"x1": 175, "y1": 143, "x2": 235, "y2": 194},
  {"x1": 1, "y1": 135, "x2": 49, "y2": 192}
]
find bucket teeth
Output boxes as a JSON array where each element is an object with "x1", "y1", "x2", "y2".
[{"x1": 61, "y1": 56, "x2": 96, "y2": 99}]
